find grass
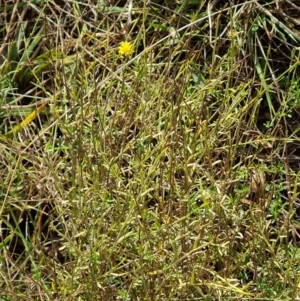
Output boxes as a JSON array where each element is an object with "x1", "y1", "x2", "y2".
[{"x1": 1, "y1": 0, "x2": 300, "y2": 300}]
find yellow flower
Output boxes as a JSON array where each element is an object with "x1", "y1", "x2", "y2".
[{"x1": 118, "y1": 41, "x2": 134, "y2": 56}]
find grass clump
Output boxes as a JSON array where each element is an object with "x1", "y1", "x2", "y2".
[{"x1": 1, "y1": 0, "x2": 300, "y2": 300}]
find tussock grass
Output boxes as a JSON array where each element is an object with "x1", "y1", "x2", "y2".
[{"x1": 1, "y1": 0, "x2": 300, "y2": 300}]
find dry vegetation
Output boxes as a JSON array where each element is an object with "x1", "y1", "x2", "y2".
[{"x1": 1, "y1": 0, "x2": 300, "y2": 300}]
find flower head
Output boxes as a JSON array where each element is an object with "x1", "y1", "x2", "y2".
[{"x1": 118, "y1": 41, "x2": 134, "y2": 57}]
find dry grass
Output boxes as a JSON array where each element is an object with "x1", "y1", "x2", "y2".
[{"x1": 1, "y1": 0, "x2": 300, "y2": 300}]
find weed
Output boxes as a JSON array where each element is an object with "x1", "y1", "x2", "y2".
[{"x1": 1, "y1": 0, "x2": 300, "y2": 300}]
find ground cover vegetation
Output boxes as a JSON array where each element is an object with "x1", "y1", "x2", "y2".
[{"x1": 1, "y1": 0, "x2": 300, "y2": 300}]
